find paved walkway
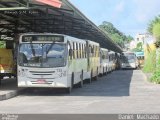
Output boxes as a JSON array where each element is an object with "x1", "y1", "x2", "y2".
[{"x1": 0, "y1": 70, "x2": 160, "y2": 113}]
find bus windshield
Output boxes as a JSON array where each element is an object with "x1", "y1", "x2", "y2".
[
  {"x1": 122, "y1": 55, "x2": 136, "y2": 63},
  {"x1": 18, "y1": 43, "x2": 66, "y2": 68}
]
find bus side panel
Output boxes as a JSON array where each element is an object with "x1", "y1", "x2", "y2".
[{"x1": 68, "y1": 58, "x2": 88, "y2": 85}]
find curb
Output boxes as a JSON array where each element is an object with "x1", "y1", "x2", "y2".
[
  {"x1": 0, "y1": 89, "x2": 22, "y2": 101},
  {"x1": 0, "y1": 90, "x2": 18, "y2": 101}
]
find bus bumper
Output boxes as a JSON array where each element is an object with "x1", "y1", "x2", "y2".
[{"x1": 18, "y1": 76, "x2": 69, "y2": 88}]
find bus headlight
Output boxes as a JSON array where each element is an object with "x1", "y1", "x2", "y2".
[{"x1": 18, "y1": 69, "x2": 28, "y2": 76}]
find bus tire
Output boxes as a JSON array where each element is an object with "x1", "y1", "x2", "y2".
[
  {"x1": 66, "y1": 73, "x2": 74, "y2": 93},
  {"x1": 104, "y1": 67, "x2": 107, "y2": 75},
  {"x1": 88, "y1": 70, "x2": 93, "y2": 83},
  {"x1": 103, "y1": 67, "x2": 105, "y2": 75},
  {"x1": 94, "y1": 68, "x2": 98, "y2": 81},
  {"x1": 78, "y1": 71, "x2": 83, "y2": 88}
]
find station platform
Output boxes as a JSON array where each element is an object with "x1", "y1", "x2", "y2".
[{"x1": 0, "y1": 78, "x2": 20, "y2": 101}]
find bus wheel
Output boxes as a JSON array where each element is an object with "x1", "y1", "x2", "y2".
[
  {"x1": 103, "y1": 67, "x2": 107, "y2": 75},
  {"x1": 99, "y1": 67, "x2": 103, "y2": 77},
  {"x1": 66, "y1": 73, "x2": 74, "y2": 93},
  {"x1": 104, "y1": 67, "x2": 107, "y2": 75},
  {"x1": 94, "y1": 68, "x2": 98, "y2": 81},
  {"x1": 87, "y1": 71, "x2": 92, "y2": 83},
  {"x1": 78, "y1": 71, "x2": 83, "y2": 88}
]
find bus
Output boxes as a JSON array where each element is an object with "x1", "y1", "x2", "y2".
[
  {"x1": 99, "y1": 48, "x2": 109, "y2": 76},
  {"x1": 17, "y1": 33, "x2": 100, "y2": 93},
  {"x1": 120, "y1": 52, "x2": 138, "y2": 69},
  {"x1": 86, "y1": 40, "x2": 100, "y2": 81},
  {"x1": 108, "y1": 51, "x2": 116, "y2": 72},
  {"x1": 115, "y1": 53, "x2": 121, "y2": 70}
]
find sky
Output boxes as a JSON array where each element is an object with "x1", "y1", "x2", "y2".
[{"x1": 70, "y1": 0, "x2": 160, "y2": 37}]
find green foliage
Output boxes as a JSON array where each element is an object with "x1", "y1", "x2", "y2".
[
  {"x1": 143, "y1": 50, "x2": 156, "y2": 73},
  {"x1": 151, "y1": 52, "x2": 160, "y2": 84},
  {"x1": 127, "y1": 35, "x2": 134, "y2": 43},
  {"x1": 147, "y1": 15, "x2": 160, "y2": 34},
  {"x1": 99, "y1": 21, "x2": 133, "y2": 48},
  {"x1": 147, "y1": 15, "x2": 160, "y2": 47},
  {"x1": 137, "y1": 42, "x2": 142, "y2": 49},
  {"x1": 0, "y1": 41, "x2": 5, "y2": 48},
  {"x1": 151, "y1": 70, "x2": 160, "y2": 84},
  {"x1": 153, "y1": 23, "x2": 160, "y2": 41},
  {"x1": 131, "y1": 42, "x2": 143, "y2": 52},
  {"x1": 147, "y1": 15, "x2": 160, "y2": 84}
]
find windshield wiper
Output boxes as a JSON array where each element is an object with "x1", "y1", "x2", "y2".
[{"x1": 46, "y1": 42, "x2": 55, "y2": 55}]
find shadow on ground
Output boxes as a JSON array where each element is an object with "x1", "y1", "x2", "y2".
[
  {"x1": 19, "y1": 70, "x2": 133, "y2": 97},
  {"x1": 0, "y1": 78, "x2": 17, "y2": 91}
]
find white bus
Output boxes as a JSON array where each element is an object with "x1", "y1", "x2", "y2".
[
  {"x1": 99, "y1": 48, "x2": 109, "y2": 75},
  {"x1": 17, "y1": 33, "x2": 100, "y2": 93},
  {"x1": 86, "y1": 40, "x2": 100, "y2": 82},
  {"x1": 108, "y1": 51, "x2": 116, "y2": 72},
  {"x1": 120, "y1": 52, "x2": 138, "y2": 69}
]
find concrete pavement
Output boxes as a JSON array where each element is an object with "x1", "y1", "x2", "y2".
[
  {"x1": 0, "y1": 70, "x2": 160, "y2": 113},
  {"x1": 0, "y1": 78, "x2": 19, "y2": 101}
]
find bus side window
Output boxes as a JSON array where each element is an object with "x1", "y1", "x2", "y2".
[
  {"x1": 97, "y1": 46, "x2": 99, "y2": 57},
  {"x1": 76, "y1": 43, "x2": 79, "y2": 59},
  {"x1": 73, "y1": 42, "x2": 75, "y2": 59},
  {"x1": 89, "y1": 45, "x2": 91, "y2": 57},
  {"x1": 96, "y1": 46, "x2": 99, "y2": 57},
  {"x1": 68, "y1": 42, "x2": 72, "y2": 60},
  {"x1": 84, "y1": 45, "x2": 87, "y2": 58},
  {"x1": 106, "y1": 52, "x2": 108, "y2": 60},
  {"x1": 79, "y1": 43, "x2": 81, "y2": 59},
  {"x1": 82, "y1": 44, "x2": 84, "y2": 58},
  {"x1": 94, "y1": 46, "x2": 96, "y2": 57},
  {"x1": 92, "y1": 46, "x2": 94, "y2": 57}
]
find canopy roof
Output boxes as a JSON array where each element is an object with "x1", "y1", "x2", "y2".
[{"x1": 0, "y1": 0, "x2": 122, "y2": 53}]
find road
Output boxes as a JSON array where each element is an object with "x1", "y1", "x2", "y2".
[{"x1": 0, "y1": 70, "x2": 160, "y2": 114}]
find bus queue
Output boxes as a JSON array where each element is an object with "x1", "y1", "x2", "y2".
[{"x1": 0, "y1": 33, "x2": 138, "y2": 93}]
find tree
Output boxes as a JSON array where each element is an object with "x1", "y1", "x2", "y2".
[
  {"x1": 147, "y1": 15, "x2": 160, "y2": 47},
  {"x1": 146, "y1": 15, "x2": 160, "y2": 84},
  {"x1": 131, "y1": 42, "x2": 143, "y2": 52},
  {"x1": 0, "y1": 41, "x2": 5, "y2": 48},
  {"x1": 153, "y1": 23, "x2": 160, "y2": 41},
  {"x1": 148, "y1": 15, "x2": 160, "y2": 34},
  {"x1": 99, "y1": 21, "x2": 133, "y2": 48},
  {"x1": 126, "y1": 35, "x2": 134, "y2": 42}
]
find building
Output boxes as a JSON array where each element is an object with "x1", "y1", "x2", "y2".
[
  {"x1": 129, "y1": 33, "x2": 153, "y2": 50},
  {"x1": 135, "y1": 33, "x2": 147, "y2": 45}
]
